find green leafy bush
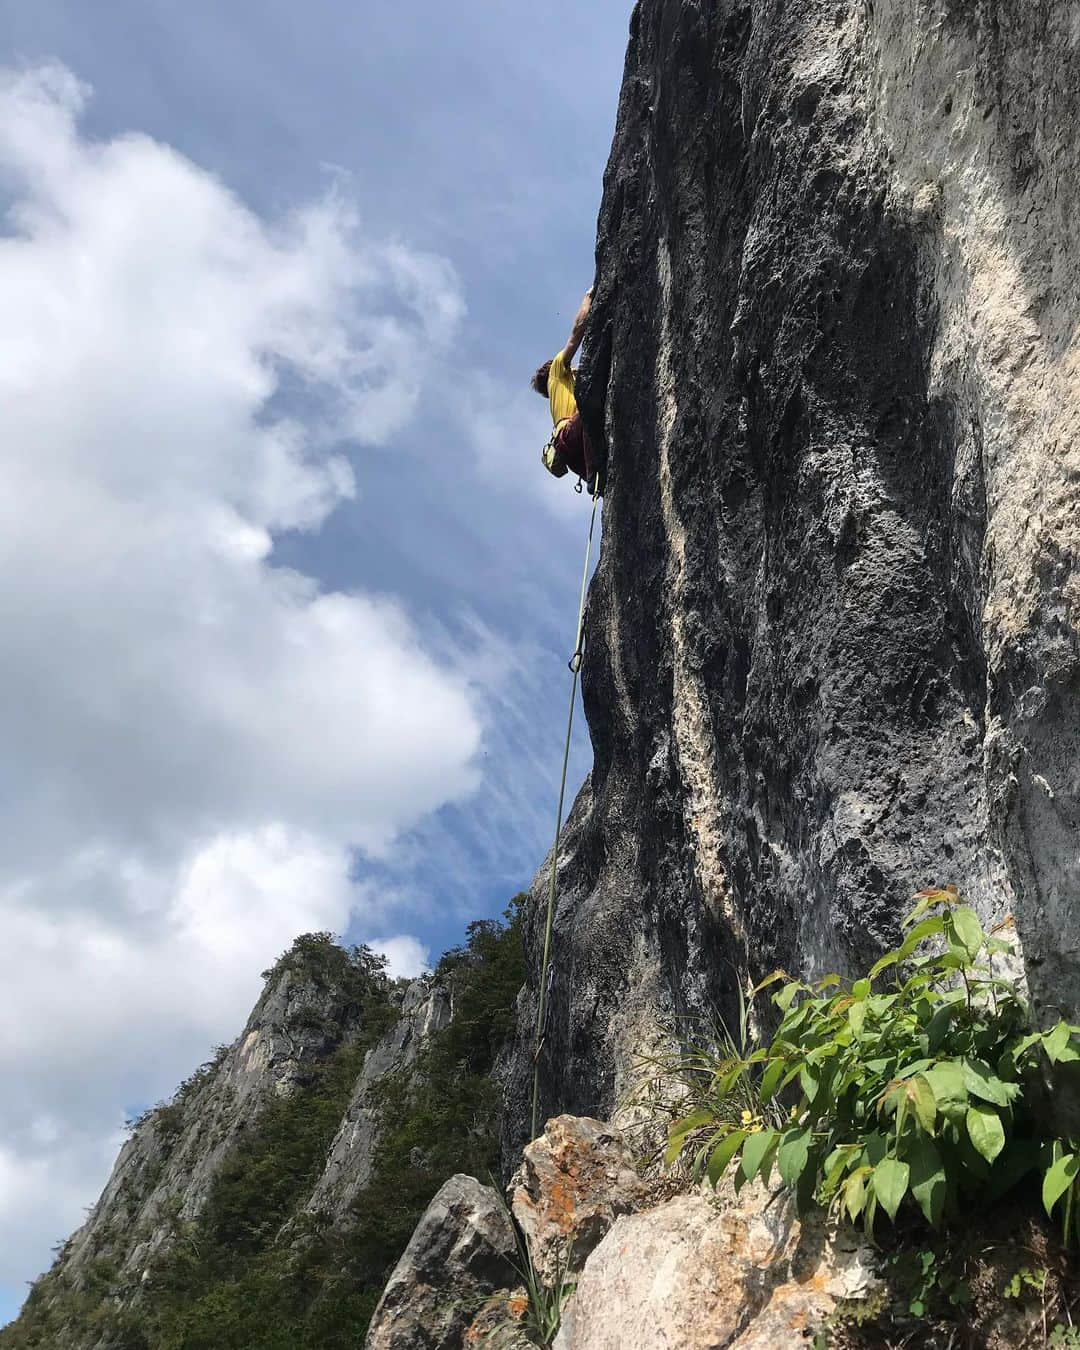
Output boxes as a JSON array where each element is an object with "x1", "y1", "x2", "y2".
[{"x1": 668, "y1": 888, "x2": 1080, "y2": 1240}]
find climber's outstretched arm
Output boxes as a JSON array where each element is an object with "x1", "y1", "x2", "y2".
[{"x1": 560, "y1": 286, "x2": 594, "y2": 363}]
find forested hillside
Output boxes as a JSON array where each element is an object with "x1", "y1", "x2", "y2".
[{"x1": 2, "y1": 903, "x2": 523, "y2": 1349}]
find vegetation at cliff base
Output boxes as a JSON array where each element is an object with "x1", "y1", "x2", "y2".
[
  {"x1": 667, "y1": 887, "x2": 1080, "y2": 1340},
  {"x1": 0, "y1": 902, "x2": 524, "y2": 1350},
  {"x1": 670, "y1": 888, "x2": 1080, "y2": 1238}
]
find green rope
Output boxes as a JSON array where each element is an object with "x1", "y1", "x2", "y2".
[{"x1": 530, "y1": 486, "x2": 601, "y2": 1140}]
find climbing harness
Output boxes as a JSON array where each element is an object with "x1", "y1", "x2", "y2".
[
  {"x1": 542, "y1": 417, "x2": 593, "y2": 494},
  {"x1": 530, "y1": 484, "x2": 602, "y2": 1140}
]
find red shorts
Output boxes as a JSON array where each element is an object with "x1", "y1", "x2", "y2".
[{"x1": 553, "y1": 413, "x2": 595, "y2": 481}]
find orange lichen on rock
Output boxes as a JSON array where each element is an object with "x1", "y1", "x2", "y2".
[{"x1": 510, "y1": 1115, "x2": 647, "y2": 1284}]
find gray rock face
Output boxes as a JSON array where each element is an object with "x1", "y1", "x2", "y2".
[
  {"x1": 505, "y1": 0, "x2": 1080, "y2": 1157},
  {"x1": 307, "y1": 981, "x2": 451, "y2": 1223},
  {"x1": 364, "y1": 1174, "x2": 516, "y2": 1350}
]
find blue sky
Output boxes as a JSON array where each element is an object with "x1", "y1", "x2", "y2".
[{"x1": 0, "y1": 0, "x2": 630, "y2": 1321}]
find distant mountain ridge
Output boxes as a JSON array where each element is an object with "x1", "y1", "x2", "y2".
[{"x1": 1, "y1": 907, "x2": 523, "y2": 1349}]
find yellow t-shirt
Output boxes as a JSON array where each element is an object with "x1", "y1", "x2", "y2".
[{"x1": 548, "y1": 350, "x2": 578, "y2": 425}]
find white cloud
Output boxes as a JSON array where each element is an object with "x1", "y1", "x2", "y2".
[
  {"x1": 372, "y1": 934, "x2": 432, "y2": 979},
  {"x1": 0, "y1": 64, "x2": 481, "y2": 1294}
]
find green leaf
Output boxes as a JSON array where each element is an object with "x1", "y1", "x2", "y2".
[
  {"x1": 773, "y1": 982, "x2": 803, "y2": 1014},
  {"x1": 966, "y1": 1105, "x2": 1006, "y2": 1163},
  {"x1": 907, "y1": 1133, "x2": 946, "y2": 1226},
  {"x1": 924, "y1": 1061, "x2": 968, "y2": 1119},
  {"x1": 1042, "y1": 1153, "x2": 1080, "y2": 1219},
  {"x1": 962, "y1": 1060, "x2": 1016, "y2": 1108},
  {"x1": 844, "y1": 1168, "x2": 868, "y2": 1222},
  {"x1": 664, "y1": 1109, "x2": 713, "y2": 1165},
  {"x1": 669, "y1": 1108, "x2": 715, "y2": 1137},
  {"x1": 879, "y1": 1080, "x2": 904, "y2": 1124},
  {"x1": 868, "y1": 950, "x2": 900, "y2": 980},
  {"x1": 848, "y1": 1001, "x2": 867, "y2": 1037},
  {"x1": 715, "y1": 1063, "x2": 748, "y2": 1097},
  {"x1": 925, "y1": 1003, "x2": 954, "y2": 1052},
  {"x1": 777, "y1": 1126, "x2": 812, "y2": 1190},
  {"x1": 799, "y1": 1063, "x2": 819, "y2": 1103},
  {"x1": 821, "y1": 1145, "x2": 858, "y2": 1198},
  {"x1": 691, "y1": 1134, "x2": 717, "y2": 1179},
  {"x1": 903, "y1": 897, "x2": 934, "y2": 928},
  {"x1": 903, "y1": 887, "x2": 955, "y2": 926},
  {"x1": 873, "y1": 1156, "x2": 910, "y2": 1221},
  {"x1": 895, "y1": 1058, "x2": 935, "y2": 1081},
  {"x1": 898, "y1": 915, "x2": 947, "y2": 958},
  {"x1": 706, "y1": 1129, "x2": 748, "y2": 1186},
  {"x1": 1008, "y1": 1031, "x2": 1043, "y2": 1062},
  {"x1": 1043, "y1": 1022, "x2": 1076, "y2": 1065},
  {"x1": 851, "y1": 978, "x2": 871, "y2": 1001},
  {"x1": 751, "y1": 969, "x2": 789, "y2": 997},
  {"x1": 739, "y1": 1129, "x2": 778, "y2": 1186},
  {"x1": 949, "y1": 907, "x2": 985, "y2": 960},
  {"x1": 758, "y1": 1057, "x2": 789, "y2": 1103},
  {"x1": 908, "y1": 1075, "x2": 937, "y2": 1135}
]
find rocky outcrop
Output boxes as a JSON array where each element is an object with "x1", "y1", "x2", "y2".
[
  {"x1": 364, "y1": 1175, "x2": 517, "y2": 1350},
  {"x1": 510, "y1": 1115, "x2": 647, "y2": 1283},
  {"x1": 372, "y1": 1115, "x2": 1067, "y2": 1350},
  {"x1": 364, "y1": 1115, "x2": 884, "y2": 1349},
  {"x1": 307, "y1": 981, "x2": 451, "y2": 1224},
  {"x1": 9, "y1": 948, "x2": 454, "y2": 1348},
  {"x1": 553, "y1": 1185, "x2": 877, "y2": 1350},
  {"x1": 56, "y1": 949, "x2": 375, "y2": 1294},
  {"x1": 5, "y1": 908, "x2": 526, "y2": 1349},
  {"x1": 506, "y1": 0, "x2": 1080, "y2": 1158}
]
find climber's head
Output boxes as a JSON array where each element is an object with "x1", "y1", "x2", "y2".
[{"x1": 531, "y1": 360, "x2": 552, "y2": 398}]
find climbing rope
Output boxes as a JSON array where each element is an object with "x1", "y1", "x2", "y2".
[{"x1": 530, "y1": 484, "x2": 601, "y2": 1140}]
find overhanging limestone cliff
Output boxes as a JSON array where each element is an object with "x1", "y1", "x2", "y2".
[{"x1": 506, "y1": 0, "x2": 1080, "y2": 1158}]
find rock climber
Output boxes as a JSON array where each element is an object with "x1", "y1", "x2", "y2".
[{"x1": 532, "y1": 285, "x2": 602, "y2": 495}]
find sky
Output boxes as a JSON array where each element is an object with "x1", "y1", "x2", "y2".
[{"x1": 0, "y1": 0, "x2": 631, "y2": 1322}]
